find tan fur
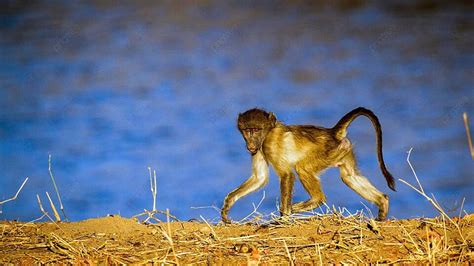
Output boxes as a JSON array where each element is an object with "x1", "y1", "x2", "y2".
[
  {"x1": 221, "y1": 108, "x2": 394, "y2": 223},
  {"x1": 221, "y1": 150, "x2": 268, "y2": 224}
]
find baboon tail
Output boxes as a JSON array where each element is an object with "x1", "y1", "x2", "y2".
[{"x1": 332, "y1": 107, "x2": 396, "y2": 191}]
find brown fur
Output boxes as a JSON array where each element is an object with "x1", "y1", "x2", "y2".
[{"x1": 221, "y1": 107, "x2": 395, "y2": 223}]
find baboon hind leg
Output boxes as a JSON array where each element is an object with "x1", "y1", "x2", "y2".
[
  {"x1": 274, "y1": 167, "x2": 296, "y2": 216},
  {"x1": 292, "y1": 167, "x2": 326, "y2": 213},
  {"x1": 339, "y1": 152, "x2": 389, "y2": 221}
]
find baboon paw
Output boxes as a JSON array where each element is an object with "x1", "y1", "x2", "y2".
[
  {"x1": 292, "y1": 200, "x2": 322, "y2": 213},
  {"x1": 221, "y1": 215, "x2": 232, "y2": 224},
  {"x1": 221, "y1": 208, "x2": 232, "y2": 224},
  {"x1": 291, "y1": 202, "x2": 305, "y2": 212},
  {"x1": 279, "y1": 210, "x2": 292, "y2": 217},
  {"x1": 376, "y1": 214, "x2": 387, "y2": 221}
]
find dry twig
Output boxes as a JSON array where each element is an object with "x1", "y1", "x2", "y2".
[
  {"x1": 0, "y1": 177, "x2": 29, "y2": 205},
  {"x1": 46, "y1": 192, "x2": 61, "y2": 222},
  {"x1": 463, "y1": 112, "x2": 474, "y2": 159},
  {"x1": 36, "y1": 194, "x2": 58, "y2": 225},
  {"x1": 133, "y1": 167, "x2": 178, "y2": 223},
  {"x1": 399, "y1": 148, "x2": 465, "y2": 243},
  {"x1": 48, "y1": 155, "x2": 68, "y2": 221}
]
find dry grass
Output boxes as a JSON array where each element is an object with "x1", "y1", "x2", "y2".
[{"x1": 0, "y1": 211, "x2": 472, "y2": 264}]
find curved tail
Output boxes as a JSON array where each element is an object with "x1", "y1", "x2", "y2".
[{"x1": 332, "y1": 107, "x2": 396, "y2": 191}]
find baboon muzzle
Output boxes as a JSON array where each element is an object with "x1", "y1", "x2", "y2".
[{"x1": 247, "y1": 144, "x2": 258, "y2": 154}]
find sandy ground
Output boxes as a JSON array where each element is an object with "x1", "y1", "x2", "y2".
[{"x1": 1, "y1": 214, "x2": 473, "y2": 264}]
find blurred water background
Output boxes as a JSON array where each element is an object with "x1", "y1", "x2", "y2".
[{"x1": 1, "y1": 1, "x2": 473, "y2": 222}]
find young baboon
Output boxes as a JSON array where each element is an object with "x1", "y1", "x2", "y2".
[{"x1": 221, "y1": 107, "x2": 395, "y2": 223}]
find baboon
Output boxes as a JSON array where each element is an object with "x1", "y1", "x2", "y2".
[{"x1": 221, "y1": 107, "x2": 395, "y2": 223}]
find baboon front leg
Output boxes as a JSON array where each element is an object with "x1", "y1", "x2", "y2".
[
  {"x1": 221, "y1": 174, "x2": 268, "y2": 223},
  {"x1": 278, "y1": 171, "x2": 296, "y2": 216},
  {"x1": 339, "y1": 153, "x2": 389, "y2": 221},
  {"x1": 221, "y1": 151, "x2": 269, "y2": 223},
  {"x1": 292, "y1": 168, "x2": 326, "y2": 213}
]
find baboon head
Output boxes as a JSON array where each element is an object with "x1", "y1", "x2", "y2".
[{"x1": 237, "y1": 108, "x2": 277, "y2": 154}]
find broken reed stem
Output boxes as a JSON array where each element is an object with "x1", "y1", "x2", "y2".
[
  {"x1": 166, "y1": 208, "x2": 179, "y2": 266},
  {"x1": 406, "y1": 148, "x2": 424, "y2": 194},
  {"x1": 133, "y1": 209, "x2": 179, "y2": 222},
  {"x1": 463, "y1": 112, "x2": 474, "y2": 160},
  {"x1": 458, "y1": 197, "x2": 465, "y2": 220},
  {"x1": 48, "y1": 155, "x2": 68, "y2": 221},
  {"x1": 315, "y1": 242, "x2": 323, "y2": 266},
  {"x1": 199, "y1": 215, "x2": 220, "y2": 241},
  {"x1": 425, "y1": 226, "x2": 432, "y2": 262},
  {"x1": 400, "y1": 225, "x2": 423, "y2": 255},
  {"x1": 148, "y1": 167, "x2": 158, "y2": 212},
  {"x1": 28, "y1": 213, "x2": 48, "y2": 223},
  {"x1": 189, "y1": 205, "x2": 221, "y2": 213},
  {"x1": 239, "y1": 191, "x2": 265, "y2": 223},
  {"x1": 400, "y1": 148, "x2": 465, "y2": 243},
  {"x1": 360, "y1": 201, "x2": 375, "y2": 220},
  {"x1": 0, "y1": 177, "x2": 29, "y2": 205},
  {"x1": 133, "y1": 168, "x2": 180, "y2": 224},
  {"x1": 442, "y1": 215, "x2": 448, "y2": 251},
  {"x1": 283, "y1": 240, "x2": 294, "y2": 266},
  {"x1": 36, "y1": 194, "x2": 56, "y2": 224},
  {"x1": 46, "y1": 192, "x2": 61, "y2": 222},
  {"x1": 153, "y1": 170, "x2": 157, "y2": 212}
]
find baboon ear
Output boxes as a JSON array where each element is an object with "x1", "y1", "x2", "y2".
[{"x1": 268, "y1": 112, "x2": 277, "y2": 127}]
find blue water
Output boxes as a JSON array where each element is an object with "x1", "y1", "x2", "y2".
[{"x1": 1, "y1": 2, "x2": 473, "y2": 222}]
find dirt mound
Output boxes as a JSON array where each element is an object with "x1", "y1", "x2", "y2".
[
  {"x1": 1, "y1": 214, "x2": 473, "y2": 264},
  {"x1": 38, "y1": 215, "x2": 147, "y2": 236}
]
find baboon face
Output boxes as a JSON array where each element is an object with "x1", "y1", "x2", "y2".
[{"x1": 237, "y1": 108, "x2": 276, "y2": 155}]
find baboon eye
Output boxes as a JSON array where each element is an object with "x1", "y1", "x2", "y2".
[{"x1": 243, "y1": 128, "x2": 262, "y2": 134}]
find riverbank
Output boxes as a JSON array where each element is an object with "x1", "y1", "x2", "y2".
[{"x1": 1, "y1": 213, "x2": 472, "y2": 264}]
